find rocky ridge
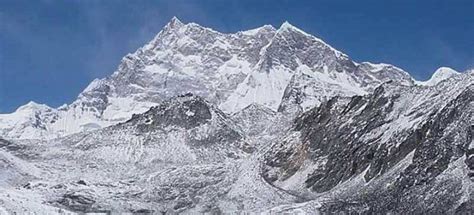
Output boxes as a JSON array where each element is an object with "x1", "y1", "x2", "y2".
[{"x1": 1, "y1": 17, "x2": 416, "y2": 140}]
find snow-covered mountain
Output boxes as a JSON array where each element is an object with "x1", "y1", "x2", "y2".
[
  {"x1": 1, "y1": 17, "x2": 416, "y2": 140},
  {"x1": 415, "y1": 66, "x2": 461, "y2": 86},
  {"x1": 0, "y1": 17, "x2": 472, "y2": 213}
]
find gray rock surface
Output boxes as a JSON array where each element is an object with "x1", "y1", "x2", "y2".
[{"x1": 263, "y1": 72, "x2": 474, "y2": 213}]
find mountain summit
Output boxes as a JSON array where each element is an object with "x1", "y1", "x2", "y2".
[
  {"x1": 0, "y1": 18, "x2": 454, "y2": 140},
  {"x1": 0, "y1": 17, "x2": 472, "y2": 214},
  {"x1": 416, "y1": 67, "x2": 460, "y2": 86}
]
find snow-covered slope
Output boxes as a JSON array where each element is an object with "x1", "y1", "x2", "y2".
[
  {"x1": 1, "y1": 17, "x2": 416, "y2": 140},
  {"x1": 60, "y1": 93, "x2": 253, "y2": 164},
  {"x1": 221, "y1": 22, "x2": 414, "y2": 115},
  {"x1": 415, "y1": 67, "x2": 460, "y2": 86},
  {"x1": 0, "y1": 68, "x2": 472, "y2": 213},
  {"x1": 231, "y1": 104, "x2": 279, "y2": 137},
  {"x1": 263, "y1": 71, "x2": 474, "y2": 213},
  {"x1": 0, "y1": 94, "x2": 257, "y2": 213},
  {"x1": 0, "y1": 102, "x2": 59, "y2": 139}
]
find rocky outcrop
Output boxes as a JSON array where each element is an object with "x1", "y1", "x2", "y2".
[{"x1": 263, "y1": 73, "x2": 474, "y2": 213}]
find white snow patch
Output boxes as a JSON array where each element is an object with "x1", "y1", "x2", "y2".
[
  {"x1": 415, "y1": 67, "x2": 460, "y2": 86},
  {"x1": 185, "y1": 110, "x2": 195, "y2": 116}
]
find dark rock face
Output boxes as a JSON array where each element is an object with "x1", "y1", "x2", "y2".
[
  {"x1": 0, "y1": 138, "x2": 39, "y2": 160},
  {"x1": 263, "y1": 78, "x2": 474, "y2": 213},
  {"x1": 266, "y1": 86, "x2": 409, "y2": 192},
  {"x1": 126, "y1": 93, "x2": 212, "y2": 130},
  {"x1": 465, "y1": 125, "x2": 474, "y2": 182},
  {"x1": 130, "y1": 208, "x2": 155, "y2": 214},
  {"x1": 117, "y1": 93, "x2": 252, "y2": 153},
  {"x1": 396, "y1": 86, "x2": 473, "y2": 189},
  {"x1": 56, "y1": 192, "x2": 96, "y2": 212},
  {"x1": 0, "y1": 138, "x2": 18, "y2": 151}
]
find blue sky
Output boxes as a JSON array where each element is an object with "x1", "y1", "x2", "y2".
[{"x1": 0, "y1": 0, "x2": 473, "y2": 112}]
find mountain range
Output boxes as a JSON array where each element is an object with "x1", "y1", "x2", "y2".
[{"x1": 0, "y1": 17, "x2": 472, "y2": 214}]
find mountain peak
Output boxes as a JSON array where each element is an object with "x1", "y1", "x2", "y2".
[
  {"x1": 278, "y1": 21, "x2": 309, "y2": 36},
  {"x1": 167, "y1": 16, "x2": 184, "y2": 29},
  {"x1": 16, "y1": 101, "x2": 51, "y2": 112},
  {"x1": 432, "y1": 67, "x2": 459, "y2": 78},
  {"x1": 415, "y1": 67, "x2": 460, "y2": 86},
  {"x1": 157, "y1": 16, "x2": 185, "y2": 35},
  {"x1": 280, "y1": 21, "x2": 294, "y2": 29},
  {"x1": 240, "y1": 24, "x2": 276, "y2": 36},
  {"x1": 170, "y1": 16, "x2": 182, "y2": 23},
  {"x1": 82, "y1": 78, "x2": 107, "y2": 93}
]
